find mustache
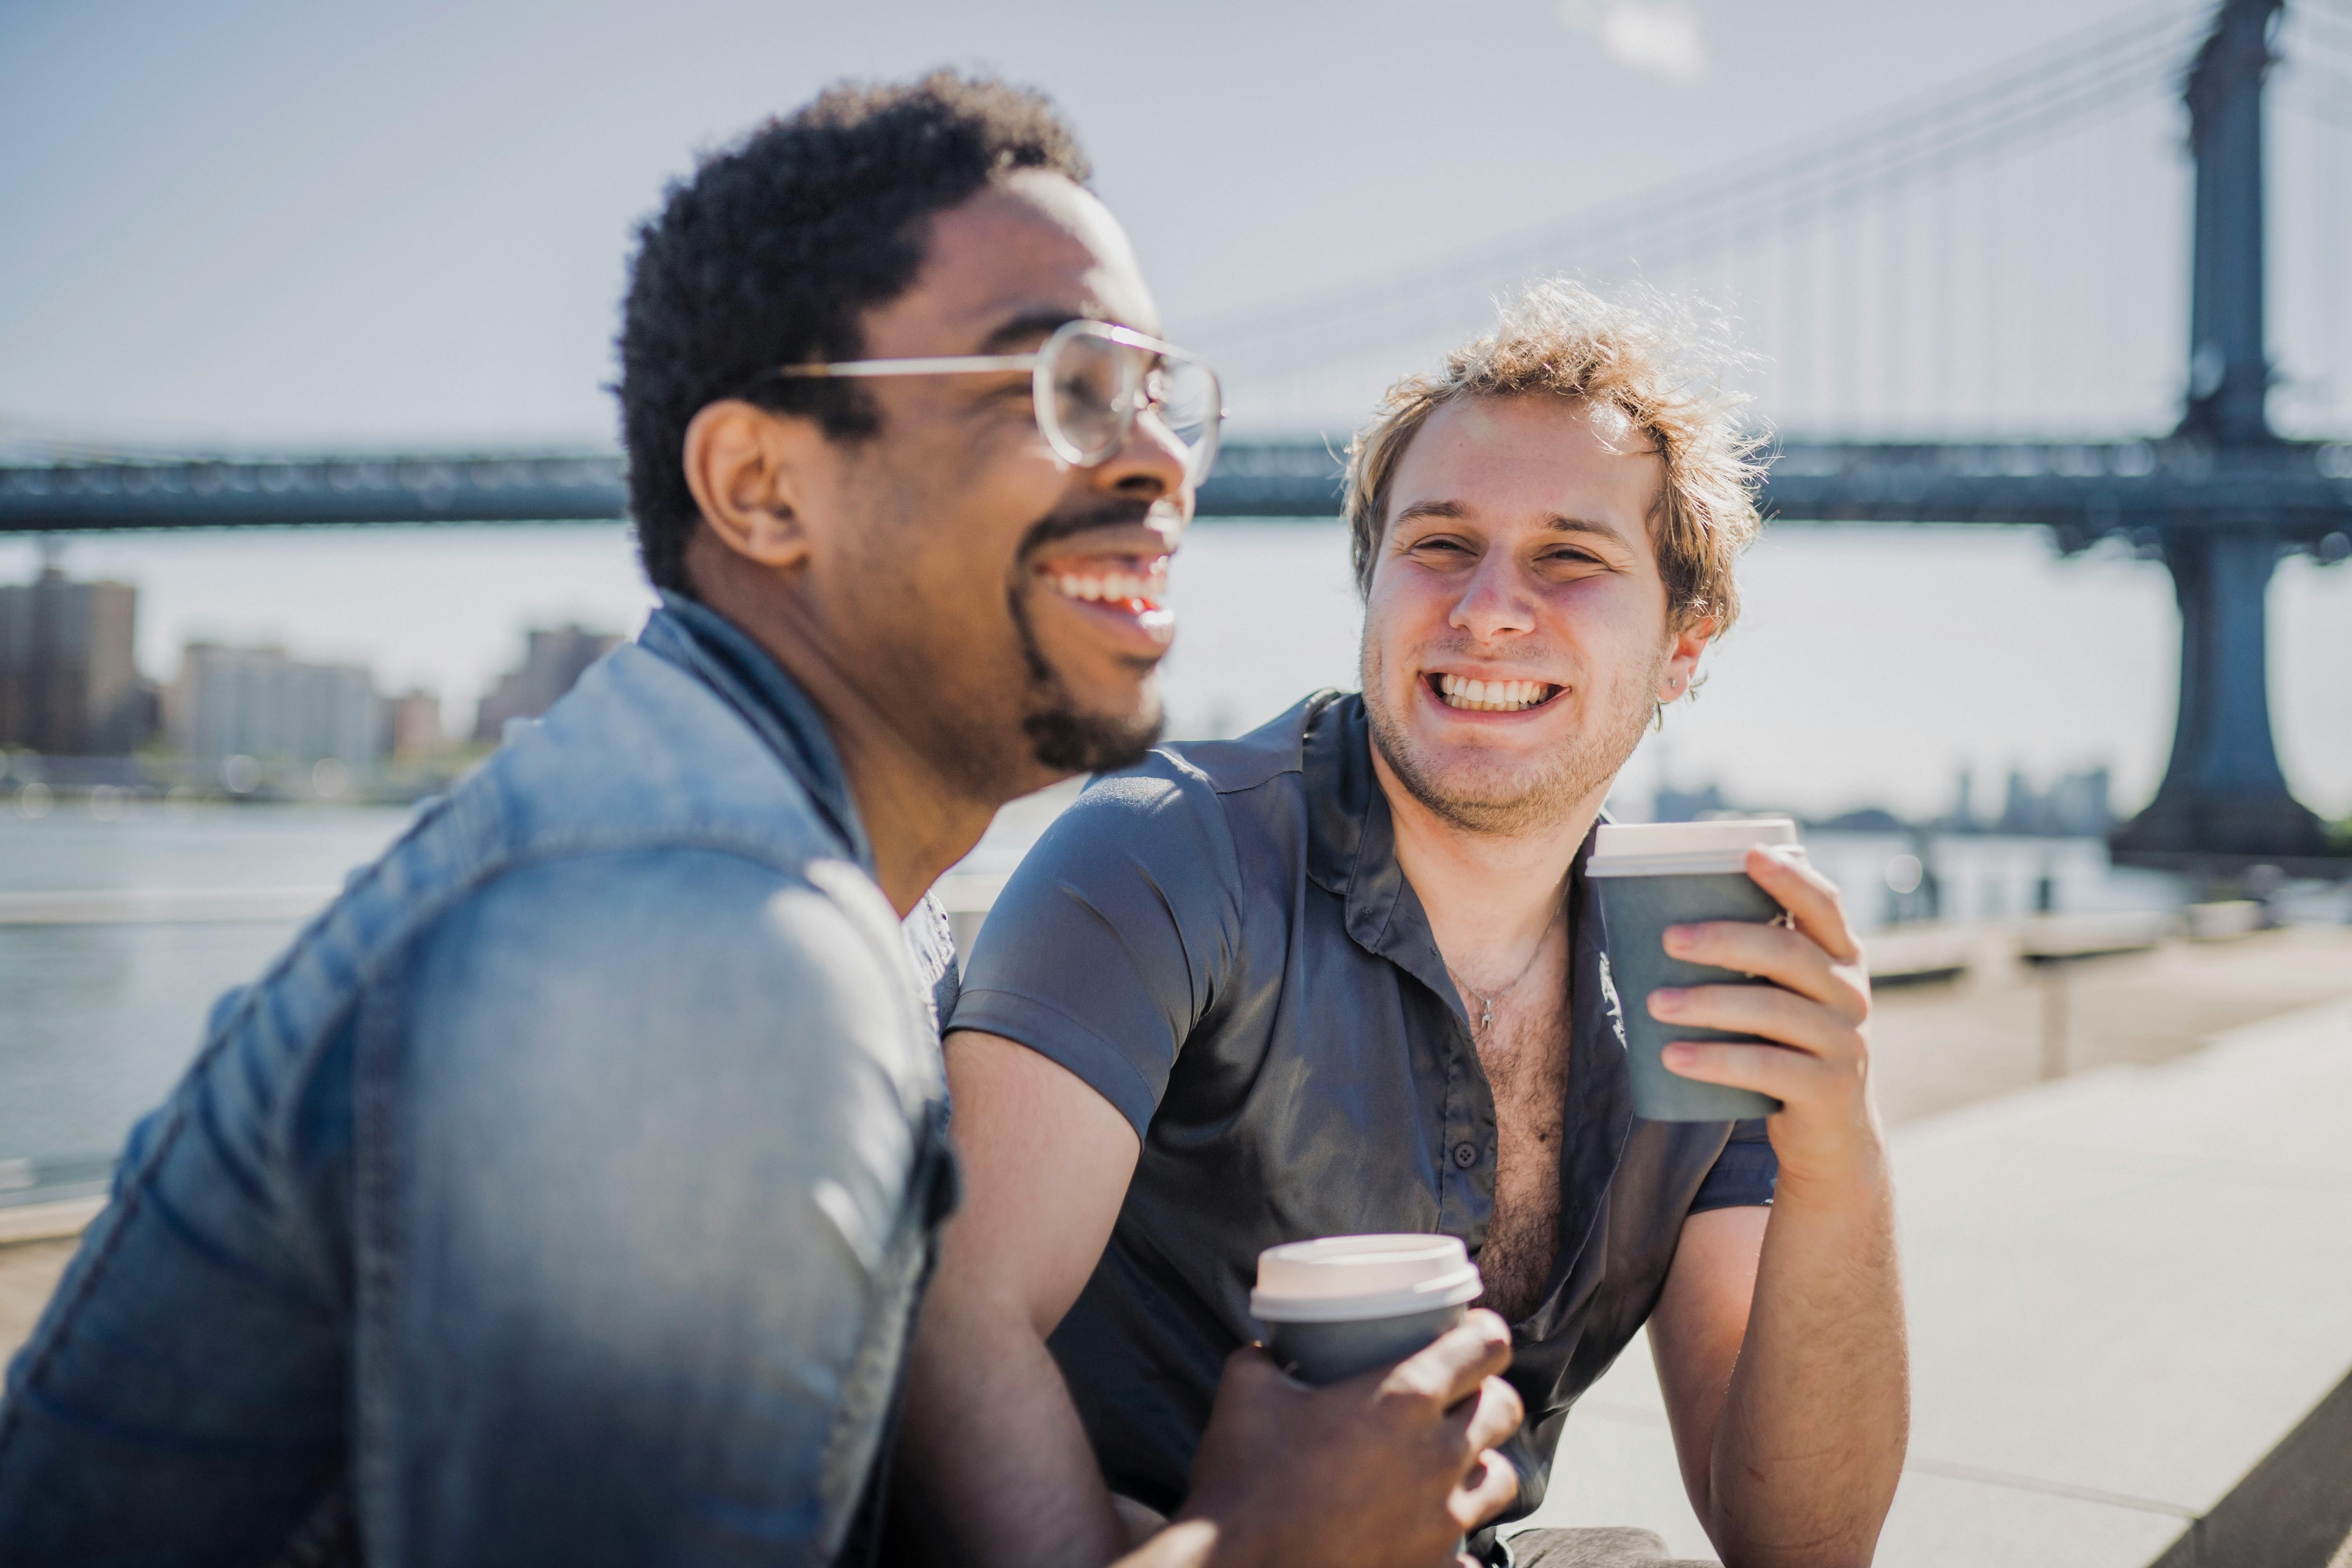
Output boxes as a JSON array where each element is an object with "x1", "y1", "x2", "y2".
[
  {"x1": 1017, "y1": 497, "x2": 1167, "y2": 559},
  {"x1": 1415, "y1": 635, "x2": 1578, "y2": 677}
]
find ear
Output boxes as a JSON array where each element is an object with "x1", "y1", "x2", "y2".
[
  {"x1": 681, "y1": 400, "x2": 823, "y2": 572},
  {"x1": 1658, "y1": 614, "x2": 1716, "y2": 703}
]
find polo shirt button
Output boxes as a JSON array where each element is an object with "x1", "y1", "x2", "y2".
[{"x1": 1452, "y1": 1142, "x2": 1478, "y2": 1169}]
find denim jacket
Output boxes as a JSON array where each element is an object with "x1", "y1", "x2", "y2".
[{"x1": 0, "y1": 600, "x2": 957, "y2": 1567}]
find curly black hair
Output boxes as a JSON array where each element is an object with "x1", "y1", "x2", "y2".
[{"x1": 616, "y1": 72, "x2": 1091, "y2": 594}]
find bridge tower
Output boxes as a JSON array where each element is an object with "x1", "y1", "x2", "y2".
[{"x1": 2112, "y1": 0, "x2": 2331, "y2": 865}]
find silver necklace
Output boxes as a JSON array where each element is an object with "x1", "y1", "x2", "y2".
[{"x1": 1442, "y1": 902, "x2": 1565, "y2": 1038}]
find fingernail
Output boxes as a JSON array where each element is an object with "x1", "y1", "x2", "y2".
[
  {"x1": 1649, "y1": 988, "x2": 1680, "y2": 1016},
  {"x1": 1663, "y1": 1044, "x2": 1692, "y2": 1066},
  {"x1": 1663, "y1": 926, "x2": 1692, "y2": 954}
]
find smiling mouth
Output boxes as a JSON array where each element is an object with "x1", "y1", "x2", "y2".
[
  {"x1": 1427, "y1": 673, "x2": 1563, "y2": 713},
  {"x1": 1033, "y1": 552, "x2": 1175, "y2": 647},
  {"x1": 1041, "y1": 555, "x2": 1168, "y2": 614}
]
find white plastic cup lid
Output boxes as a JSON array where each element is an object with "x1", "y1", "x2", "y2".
[
  {"x1": 1250, "y1": 1234, "x2": 1484, "y2": 1324},
  {"x1": 1587, "y1": 816, "x2": 1803, "y2": 877}
]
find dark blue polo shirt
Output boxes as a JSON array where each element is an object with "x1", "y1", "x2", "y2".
[{"x1": 949, "y1": 691, "x2": 1776, "y2": 1518}]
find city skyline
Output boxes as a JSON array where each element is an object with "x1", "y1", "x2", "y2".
[
  {"x1": 0, "y1": 548, "x2": 2160, "y2": 836},
  {"x1": 9, "y1": 512, "x2": 2344, "y2": 821},
  {"x1": 0, "y1": 552, "x2": 627, "y2": 780}
]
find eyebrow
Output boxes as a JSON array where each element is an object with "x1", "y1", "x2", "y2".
[
  {"x1": 1392, "y1": 498, "x2": 1633, "y2": 546},
  {"x1": 973, "y1": 308, "x2": 1086, "y2": 355},
  {"x1": 1539, "y1": 514, "x2": 1633, "y2": 546}
]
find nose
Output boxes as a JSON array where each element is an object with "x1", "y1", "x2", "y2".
[
  {"x1": 1449, "y1": 551, "x2": 1537, "y2": 644},
  {"x1": 1087, "y1": 393, "x2": 1193, "y2": 522}
]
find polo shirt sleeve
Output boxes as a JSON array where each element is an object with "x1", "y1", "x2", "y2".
[
  {"x1": 948, "y1": 765, "x2": 1241, "y2": 1136},
  {"x1": 1690, "y1": 1115, "x2": 1778, "y2": 1211}
]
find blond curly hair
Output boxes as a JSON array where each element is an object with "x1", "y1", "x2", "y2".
[{"x1": 1341, "y1": 278, "x2": 1765, "y2": 632}]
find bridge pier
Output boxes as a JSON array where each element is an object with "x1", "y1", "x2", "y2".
[
  {"x1": 2113, "y1": 529, "x2": 2330, "y2": 867},
  {"x1": 2111, "y1": 0, "x2": 2340, "y2": 873}
]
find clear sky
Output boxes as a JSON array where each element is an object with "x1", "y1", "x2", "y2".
[{"x1": 2, "y1": 0, "x2": 2347, "y2": 818}]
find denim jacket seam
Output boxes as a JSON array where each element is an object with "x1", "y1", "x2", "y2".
[{"x1": 349, "y1": 946, "x2": 410, "y2": 1562}]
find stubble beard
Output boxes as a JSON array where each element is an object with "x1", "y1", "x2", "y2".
[{"x1": 1362, "y1": 636, "x2": 1667, "y2": 837}]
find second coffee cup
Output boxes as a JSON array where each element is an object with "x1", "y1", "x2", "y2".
[
  {"x1": 1589, "y1": 816, "x2": 1804, "y2": 1122},
  {"x1": 1250, "y1": 1233, "x2": 1485, "y2": 1385}
]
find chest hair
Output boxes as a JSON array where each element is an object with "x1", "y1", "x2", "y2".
[{"x1": 1471, "y1": 976, "x2": 1572, "y2": 1325}]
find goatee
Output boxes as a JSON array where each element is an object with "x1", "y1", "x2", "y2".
[{"x1": 1006, "y1": 498, "x2": 1169, "y2": 776}]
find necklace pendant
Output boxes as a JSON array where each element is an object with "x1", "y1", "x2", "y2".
[{"x1": 1479, "y1": 998, "x2": 1493, "y2": 1033}]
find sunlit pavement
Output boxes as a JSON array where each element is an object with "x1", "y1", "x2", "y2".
[
  {"x1": 1520, "y1": 991, "x2": 2352, "y2": 1567},
  {"x1": 1866, "y1": 925, "x2": 2352, "y2": 1130},
  {"x1": 4, "y1": 932, "x2": 2351, "y2": 1568}
]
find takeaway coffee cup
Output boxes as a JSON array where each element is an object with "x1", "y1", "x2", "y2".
[
  {"x1": 1250, "y1": 1234, "x2": 1486, "y2": 1385},
  {"x1": 1589, "y1": 817, "x2": 1803, "y2": 1123}
]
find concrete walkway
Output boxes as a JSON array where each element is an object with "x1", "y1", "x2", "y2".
[
  {"x1": 4, "y1": 928, "x2": 2348, "y2": 1562},
  {"x1": 1867, "y1": 925, "x2": 2352, "y2": 1129},
  {"x1": 1517, "y1": 993, "x2": 2352, "y2": 1567}
]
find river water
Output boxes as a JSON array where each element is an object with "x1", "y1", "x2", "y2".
[{"x1": 0, "y1": 793, "x2": 2219, "y2": 1187}]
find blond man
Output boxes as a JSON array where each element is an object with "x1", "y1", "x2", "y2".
[{"x1": 895, "y1": 282, "x2": 1909, "y2": 1568}]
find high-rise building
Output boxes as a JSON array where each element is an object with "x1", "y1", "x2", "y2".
[
  {"x1": 2046, "y1": 765, "x2": 2114, "y2": 838},
  {"x1": 385, "y1": 688, "x2": 447, "y2": 761},
  {"x1": 1996, "y1": 765, "x2": 2116, "y2": 838},
  {"x1": 167, "y1": 644, "x2": 382, "y2": 767},
  {"x1": 1947, "y1": 767, "x2": 1978, "y2": 831},
  {"x1": 0, "y1": 565, "x2": 148, "y2": 756},
  {"x1": 472, "y1": 624, "x2": 620, "y2": 742}
]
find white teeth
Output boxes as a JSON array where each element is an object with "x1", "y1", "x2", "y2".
[
  {"x1": 1046, "y1": 567, "x2": 1163, "y2": 609},
  {"x1": 1434, "y1": 674, "x2": 1555, "y2": 712}
]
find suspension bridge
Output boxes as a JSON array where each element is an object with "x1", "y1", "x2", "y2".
[{"x1": 2, "y1": 0, "x2": 2348, "y2": 870}]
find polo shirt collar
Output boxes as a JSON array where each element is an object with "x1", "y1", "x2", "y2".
[{"x1": 1300, "y1": 693, "x2": 1463, "y2": 1022}]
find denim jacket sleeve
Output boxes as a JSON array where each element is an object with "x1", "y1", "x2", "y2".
[{"x1": 360, "y1": 846, "x2": 943, "y2": 1567}]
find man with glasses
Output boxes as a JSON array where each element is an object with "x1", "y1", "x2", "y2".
[{"x1": 0, "y1": 75, "x2": 1523, "y2": 1565}]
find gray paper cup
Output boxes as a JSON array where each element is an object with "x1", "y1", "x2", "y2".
[
  {"x1": 1265, "y1": 1305, "x2": 1468, "y2": 1387},
  {"x1": 1250, "y1": 1234, "x2": 1485, "y2": 1386},
  {"x1": 1589, "y1": 818, "x2": 1801, "y2": 1123}
]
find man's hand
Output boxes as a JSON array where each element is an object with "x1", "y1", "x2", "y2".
[
  {"x1": 900, "y1": 1035, "x2": 1521, "y2": 1568},
  {"x1": 1635, "y1": 843, "x2": 1907, "y2": 1568},
  {"x1": 1646, "y1": 843, "x2": 1882, "y2": 1191},
  {"x1": 1138, "y1": 1312, "x2": 1523, "y2": 1568}
]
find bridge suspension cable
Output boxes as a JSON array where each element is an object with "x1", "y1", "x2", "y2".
[
  {"x1": 1189, "y1": 1, "x2": 2213, "y2": 385},
  {"x1": 1186, "y1": 0, "x2": 2352, "y2": 447}
]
